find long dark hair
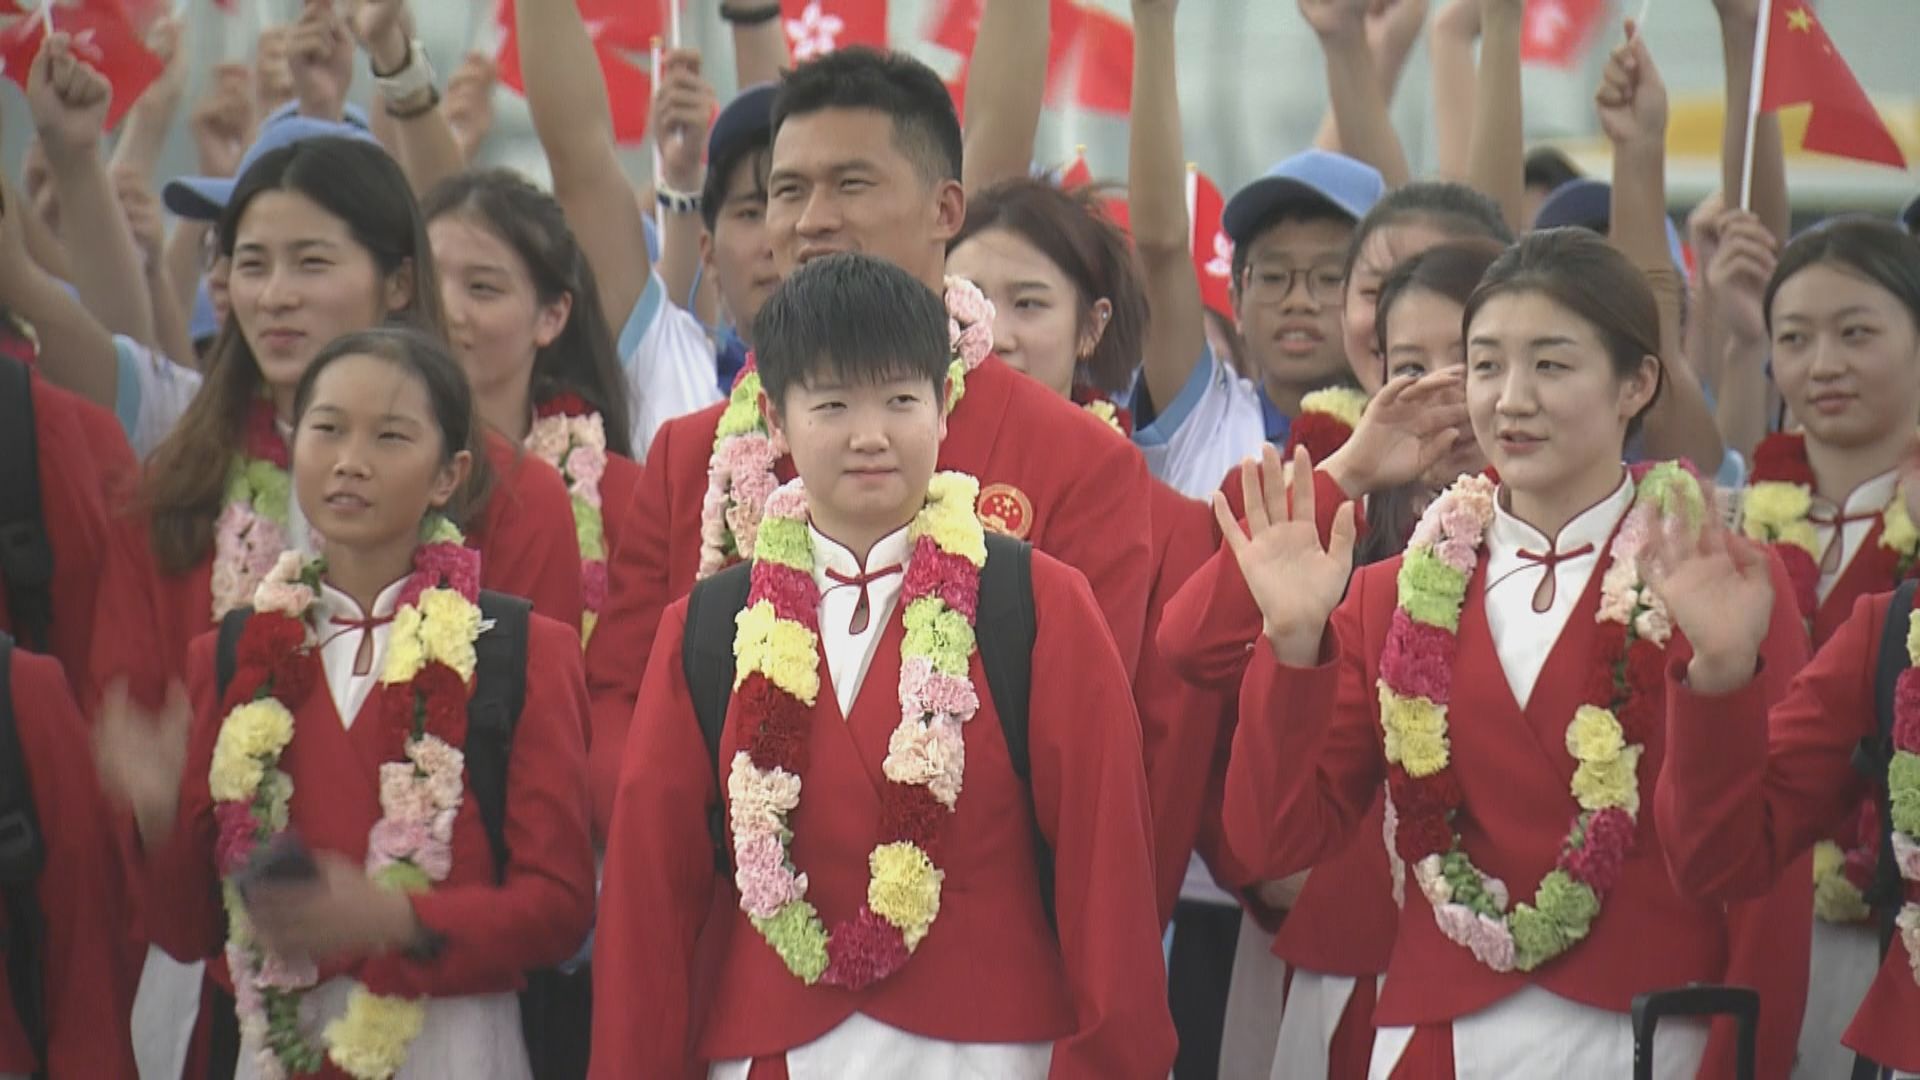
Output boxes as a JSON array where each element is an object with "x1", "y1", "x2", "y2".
[
  {"x1": 1358, "y1": 240, "x2": 1506, "y2": 567},
  {"x1": 143, "y1": 138, "x2": 446, "y2": 574},
  {"x1": 291, "y1": 327, "x2": 494, "y2": 527},
  {"x1": 1764, "y1": 216, "x2": 1920, "y2": 333},
  {"x1": 950, "y1": 178, "x2": 1148, "y2": 396},
  {"x1": 1464, "y1": 227, "x2": 1664, "y2": 442},
  {"x1": 422, "y1": 169, "x2": 634, "y2": 458}
]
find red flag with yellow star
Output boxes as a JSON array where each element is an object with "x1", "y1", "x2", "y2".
[{"x1": 1758, "y1": 0, "x2": 1905, "y2": 168}]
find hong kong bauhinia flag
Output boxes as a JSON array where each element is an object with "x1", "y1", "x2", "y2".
[
  {"x1": 1519, "y1": 0, "x2": 1606, "y2": 68},
  {"x1": 781, "y1": 0, "x2": 887, "y2": 62}
]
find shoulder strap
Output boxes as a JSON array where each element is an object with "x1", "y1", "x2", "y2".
[
  {"x1": 215, "y1": 608, "x2": 253, "y2": 703},
  {"x1": 975, "y1": 534, "x2": 1049, "y2": 929},
  {"x1": 0, "y1": 635, "x2": 48, "y2": 1075},
  {"x1": 0, "y1": 361, "x2": 53, "y2": 654},
  {"x1": 686, "y1": 563, "x2": 753, "y2": 876},
  {"x1": 1852, "y1": 578, "x2": 1918, "y2": 1080},
  {"x1": 465, "y1": 592, "x2": 531, "y2": 883}
]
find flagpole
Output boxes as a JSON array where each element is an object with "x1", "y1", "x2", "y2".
[
  {"x1": 1737, "y1": 0, "x2": 1774, "y2": 211},
  {"x1": 668, "y1": 0, "x2": 683, "y2": 49},
  {"x1": 39, "y1": 0, "x2": 52, "y2": 36},
  {"x1": 1184, "y1": 163, "x2": 1198, "y2": 256}
]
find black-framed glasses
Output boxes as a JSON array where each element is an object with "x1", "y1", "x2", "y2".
[{"x1": 1240, "y1": 260, "x2": 1346, "y2": 306}]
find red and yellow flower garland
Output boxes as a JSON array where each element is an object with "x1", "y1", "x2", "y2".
[
  {"x1": 1382, "y1": 463, "x2": 1700, "y2": 972},
  {"x1": 1889, "y1": 607, "x2": 1920, "y2": 983},
  {"x1": 1284, "y1": 386, "x2": 1368, "y2": 466},
  {"x1": 1742, "y1": 431, "x2": 1920, "y2": 923},
  {"x1": 725, "y1": 472, "x2": 987, "y2": 988},
  {"x1": 211, "y1": 518, "x2": 482, "y2": 1079}
]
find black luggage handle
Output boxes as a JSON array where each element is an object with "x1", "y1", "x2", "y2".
[{"x1": 1631, "y1": 985, "x2": 1759, "y2": 1080}]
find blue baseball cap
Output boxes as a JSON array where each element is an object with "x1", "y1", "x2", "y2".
[
  {"x1": 1900, "y1": 192, "x2": 1920, "y2": 235},
  {"x1": 1222, "y1": 150, "x2": 1385, "y2": 245},
  {"x1": 1532, "y1": 178, "x2": 1689, "y2": 274},
  {"x1": 163, "y1": 103, "x2": 381, "y2": 222},
  {"x1": 708, "y1": 83, "x2": 776, "y2": 170}
]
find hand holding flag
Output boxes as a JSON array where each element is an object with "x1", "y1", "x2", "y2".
[{"x1": 25, "y1": 32, "x2": 112, "y2": 163}]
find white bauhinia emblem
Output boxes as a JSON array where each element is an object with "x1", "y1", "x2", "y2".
[
  {"x1": 1205, "y1": 231, "x2": 1234, "y2": 279},
  {"x1": 1525, "y1": 0, "x2": 1570, "y2": 49},
  {"x1": 786, "y1": 3, "x2": 846, "y2": 61}
]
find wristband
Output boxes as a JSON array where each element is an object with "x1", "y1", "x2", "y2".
[
  {"x1": 656, "y1": 183, "x2": 704, "y2": 215},
  {"x1": 373, "y1": 39, "x2": 437, "y2": 105},
  {"x1": 720, "y1": 4, "x2": 782, "y2": 25}
]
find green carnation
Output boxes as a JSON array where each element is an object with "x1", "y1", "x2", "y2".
[
  {"x1": 904, "y1": 598, "x2": 976, "y2": 676},
  {"x1": 372, "y1": 861, "x2": 432, "y2": 895},
  {"x1": 1398, "y1": 548, "x2": 1469, "y2": 631},
  {"x1": 572, "y1": 498, "x2": 606, "y2": 560},
  {"x1": 752, "y1": 901, "x2": 829, "y2": 983},
  {"x1": 717, "y1": 373, "x2": 765, "y2": 438},
  {"x1": 754, "y1": 517, "x2": 813, "y2": 572},
  {"x1": 1535, "y1": 871, "x2": 1599, "y2": 936},
  {"x1": 245, "y1": 460, "x2": 292, "y2": 523},
  {"x1": 1510, "y1": 904, "x2": 1571, "y2": 971}
]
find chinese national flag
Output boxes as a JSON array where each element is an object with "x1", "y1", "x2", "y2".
[
  {"x1": 1519, "y1": 0, "x2": 1606, "y2": 69},
  {"x1": 928, "y1": 0, "x2": 1118, "y2": 112},
  {"x1": 1188, "y1": 165, "x2": 1233, "y2": 318},
  {"x1": 1066, "y1": 4, "x2": 1132, "y2": 115},
  {"x1": 927, "y1": 0, "x2": 979, "y2": 52},
  {"x1": 1056, "y1": 147, "x2": 1131, "y2": 238},
  {"x1": 0, "y1": 1, "x2": 164, "y2": 130},
  {"x1": 494, "y1": 0, "x2": 655, "y2": 144},
  {"x1": 780, "y1": 0, "x2": 888, "y2": 62},
  {"x1": 1759, "y1": 0, "x2": 1906, "y2": 168}
]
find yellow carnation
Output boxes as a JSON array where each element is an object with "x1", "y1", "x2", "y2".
[
  {"x1": 1397, "y1": 729, "x2": 1450, "y2": 778},
  {"x1": 1740, "y1": 482, "x2": 1811, "y2": 536},
  {"x1": 209, "y1": 741, "x2": 266, "y2": 802},
  {"x1": 324, "y1": 987, "x2": 426, "y2": 1080},
  {"x1": 1572, "y1": 744, "x2": 1644, "y2": 814},
  {"x1": 1301, "y1": 386, "x2": 1368, "y2": 429},
  {"x1": 1565, "y1": 705, "x2": 1625, "y2": 764},
  {"x1": 733, "y1": 601, "x2": 821, "y2": 705},
  {"x1": 415, "y1": 589, "x2": 481, "y2": 680},
  {"x1": 1884, "y1": 496, "x2": 1920, "y2": 558},
  {"x1": 1776, "y1": 521, "x2": 1820, "y2": 559},
  {"x1": 1908, "y1": 609, "x2": 1920, "y2": 668},
  {"x1": 868, "y1": 841, "x2": 944, "y2": 947},
  {"x1": 382, "y1": 607, "x2": 427, "y2": 684},
  {"x1": 915, "y1": 473, "x2": 987, "y2": 566},
  {"x1": 1380, "y1": 689, "x2": 1446, "y2": 738},
  {"x1": 215, "y1": 699, "x2": 295, "y2": 762}
]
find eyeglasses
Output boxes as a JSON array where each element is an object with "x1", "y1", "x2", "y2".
[{"x1": 1240, "y1": 260, "x2": 1347, "y2": 306}]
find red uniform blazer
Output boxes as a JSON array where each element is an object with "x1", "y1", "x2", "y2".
[
  {"x1": 591, "y1": 552, "x2": 1174, "y2": 1079},
  {"x1": 0, "y1": 377, "x2": 137, "y2": 703},
  {"x1": 0, "y1": 650, "x2": 136, "y2": 1077},
  {"x1": 95, "y1": 432, "x2": 585, "y2": 720},
  {"x1": 1660, "y1": 589, "x2": 1920, "y2": 1071},
  {"x1": 583, "y1": 356, "x2": 1157, "y2": 840},
  {"x1": 1229, "y1": 535, "x2": 1809, "y2": 1042},
  {"x1": 145, "y1": 610, "x2": 595, "y2": 1001},
  {"x1": 1161, "y1": 467, "x2": 1397, "y2": 978}
]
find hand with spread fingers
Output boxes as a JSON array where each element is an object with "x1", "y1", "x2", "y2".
[{"x1": 1213, "y1": 444, "x2": 1359, "y2": 666}]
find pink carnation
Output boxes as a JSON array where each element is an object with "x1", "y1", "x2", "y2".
[
  {"x1": 883, "y1": 720, "x2": 966, "y2": 807},
  {"x1": 214, "y1": 802, "x2": 260, "y2": 876},
  {"x1": 413, "y1": 836, "x2": 453, "y2": 881},
  {"x1": 1439, "y1": 501, "x2": 1490, "y2": 545},
  {"x1": 1561, "y1": 807, "x2": 1634, "y2": 894},
  {"x1": 943, "y1": 278, "x2": 995, "y2": 330},
  {"x1": 1432, "y1": 901, "x2": 1479, "y2": 945},
  {"x1": 732, "y1": 468, "x2": 779, "y2": 513},
  {"x1": 1434, "y1": 535, "x2": 1480, "y2": 575},
  {"x1": 1466, "y1": 914, "x2": 1516, "y2": 971},
  {"x1": 569, "y1": 413, "x2": 607, "y2": 453},
  {"x1": 582, "y1": 559, "x2": 609, "y2": 610},
  {"x1": 1408, "y1": 514, "x2": 1442, "y2": 551},
  {"x1": 952, "y1": 322, "x2": 994, "y2": 368},
  {"x1": 733, "y1": 833, "x2": 805, "y2": 918},
  {"x1": 722, "y1": 434, "x2": 779, "y2": 480},
  {"x1": 912, "y1": 672, "x2": 980, "y2": 722},
  {"x1": 430, "y1": 808, "x2": 458, "y2": 845},
  {"x1": 369, "y1": 818, "x2": 429, "y2": 864},
  {"x1": 1895, "y1": 670, "x2": 1920, "y2": 752},
  {"x1": 378, "y1": 764, "x2": 437, "y2": 826},
  {"x1": 228, "y1": 944, "x2": 262, "y2": 1015},
  {"x1": 565, "y1": 448, "x2": 607, "y2": 505},
  {"x1": 903, "y1": 536, "x2": 981, "y2": 621},
  {"x1": 1894, "y1": 834, "x2": 1920, "y2": 883},
  {"x1": 244, "y1": 518, "x2": 288, "y2": 579},
  {"x1": 1379, "y1": 608, "x2": 1457, "y2": 703},
  {"x1": 762, "y1": 480, "x2": 810, "y2": 523},
  {"x1": 255, "y1": 950, "x2": 317, "y2": 990},
  {"x1": 821, "y1": 906, "x2": 911, "y2": 990}
]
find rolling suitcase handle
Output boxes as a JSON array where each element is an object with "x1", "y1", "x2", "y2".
[{"x1": 1631, "y1": 985, "x2": 1759, "y2": 1080}]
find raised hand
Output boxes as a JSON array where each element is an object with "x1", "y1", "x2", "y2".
[
  {"x1": 1213, "y1": 444, "x2": 1359, "y2": 666},
  {"x1": 134, "y1": 15, "x2": 190, "y2": 118},
  {"x1": 290, "y1": 0, "x2": 354, "y2": 122},
  {"x1": 1641, "y1": 510, "x2": 1773, "y2": 695},
  {"x1": 651, "y1": 48, "x2": 717, "y2": 193},
  {"x1": 1299, "y1": 0, "x2": 1376, "y2": 40},
  {"x1": 114, "y1": 167, "x2": 165, "y2": 274},
  {"x1": 255, "y1": 26, "x2": 297, "y2": 114},
  {"x1": 191, "y1": 63, "x2": 255, "y2": 178},
  {"x1": 1368, "y1": 0, "x2": 1430, "y2": 50},
  {"x1": 1594, "y1": 22, "x2": 1667, "y2": 150},
  {"x1": 1323, "y1": 368, "x2": 1469, "y2": 496},
  {"x1": 443, "y1": 52, "x2": 497, "y2": 162},
  {"x1": 348, "y1": 0, "x2": 412, "y2": 75},
  {"x1": 93, "y1": 680, "x2": 192, "y2": 851},
  {"x1": 1685, "y1": 190, "x2": 1728, "y2": 282},
  {"x1": 1706, "y1": 208, "x2": 1777, "y2": 348},
  {"x1": 26, "y1": 34, "x2": 112, "y2": 164}
]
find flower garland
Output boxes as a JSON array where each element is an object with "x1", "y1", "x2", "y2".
[
  {"x1": 1070, "y1": 385, "x2": 1134, "y2": 437},
  {"x1": 697, "y1": 278, "x2": 996, "y2": 580},
  {"x1": 527, "y1": 393, "x2": 610, "y2": 644},
  {"x1": 1890, "y1": 605, "x2": 1920, "y2": 983},
  {"x1": 212, "y1": 399, "x2": 297, "y2": 621},
  {"x1": 1742, "y1": 431, "x2": 1920, "y2": 923},
  {"x1": 725, "y1": 472, "x2": 987, "y2": 988},
  {"x1": 1284, "y1": 386, "x2": 1369, "y2": 466},
  {"x1": 212, "y1": 518, "x2": 483, "y2": 1080},
  {"x1": 1382, "y1": 462, "x2": 1702, "y2": 972}
]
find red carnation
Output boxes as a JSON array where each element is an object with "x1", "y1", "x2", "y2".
[
  {"x1": 243, "y1": 400, "x2": 290, "y2": 468},
  {"x1": 902, "y1": 537, "x2": 980, "y2": 621},
  {"x1": 1380, "y1": 610, "x2": 1458, "y2": 704},
  {"x1": 237, "y1": 614, "x2": 305, "y2": 671},
  {"x1": 1587, "y1": 636, "x2": 1626, "y2": 709},
  {"x1": 1561, "y1": 808, "x2": 1634, "y2": 895},
  {"x1": 1388, "y1": 764, "x2": 1463, "y2": 819},
  {"x1": 1750, "y1": 433, "x2": 1815, "y2": 487},
  {"x1": 222, "y1": 664, "x2": 272, "y2": 712},
  {"x1": 214, "y1": 801, "x2": 260, "y2": 876},
  {"x1": 1894, "y1": 671, "x2": 1920, "y2": 752},
  {"x1": 1842, "y1": 845, "x2": 1878, "y2": 893},
  {"x1": 269, "y1": 648, "x2": 320, "y2": 709},
  {"x1": 737, "y1": 674, "x2": 810, "y2": 772},
  {"x1": 1395, "y1": 809, "x2": 1454, "y2": 863},
  {"x1": 820, "y1": 907, "x2": 910, "y2": 990},
  {"x1": 882, "y1": 783, "x2": 947, "y2": 850},
  {"x1": 751, "y1": 564, "x2": 822, "y2": 631},
  {"x1": 581, "y1": 559, "x2": 609, "y2": 610},
  {"x1": 414, "y1": 662, "x2": 471, "y2": 745},
  {"x1": 535, "y1": 391, "x2": 591, "y2": 419},
  {"x1": 1285, "y1": 413, "x2": 1355, "y2": 468}
]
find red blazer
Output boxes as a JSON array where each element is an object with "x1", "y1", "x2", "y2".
[
  {"x1": 591, "y1": 552, "x2": 1174, "y2": 1079},
  {"x1": 583, "y1": 356, "x2": 1157, "y2": 841},
  {"x1": 145, "y1": 610, "x2": 595, "y2": 1001},
  {"x1": 1660, "y1": 589, "x2": 1920, "y2": 1071},
  {"x1": 1161, "y1": 467, "x2": 1396, "y2": 978},
  {"x1": 0, "y1": 376, "x2": 137, "y2": 703},
  {"x1": 95, "y1": 432, "x2": 585, "y2": 720},
  {"x1": 592, "y1": 451, "x2": 642, "y2": 627},
  {"x1": 1229, "y1": 536, "x2": 1809, "y2": 1041},
  {"x1": 0, "y1": 650, "x2": 136, "y2": 1077},
  {"x1": 1136, "y1": 484, "x2": 1232, "y2": 925}
]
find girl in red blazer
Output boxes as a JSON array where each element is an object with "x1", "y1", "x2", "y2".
[
  {"x1": 1652, "y1": 217, "x2": 1920, "y2": 1077},
  {"x1": 1217, "y1": 228, "x2": 1807, "y2": 1078},
  {"x1": 97, "y1": 327, "x2": 595, "y2": 1080}
]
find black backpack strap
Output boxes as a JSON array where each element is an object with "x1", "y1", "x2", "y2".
[
  {"x1": 975, "y1": 534, "x2": 1047, "y2": 929},
  {"x1": 214, "y1": 608, "x2": 253, "y2": 703},
  {"x1": 1850, "y1": 578, "x2": 1918, "y2": 1080},
  {"x1": 684, "y1": 563, "x2": 753, "y2": 876},
  {"x1": 464, "y1": 592, "x2": 531, "y2": 882},
  {"x1": 0, "y1": 635, "x2": 48, "y2": 1077},
  {"x1": 0, "y1": 361, "x2": 53, "y2": 653}
]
